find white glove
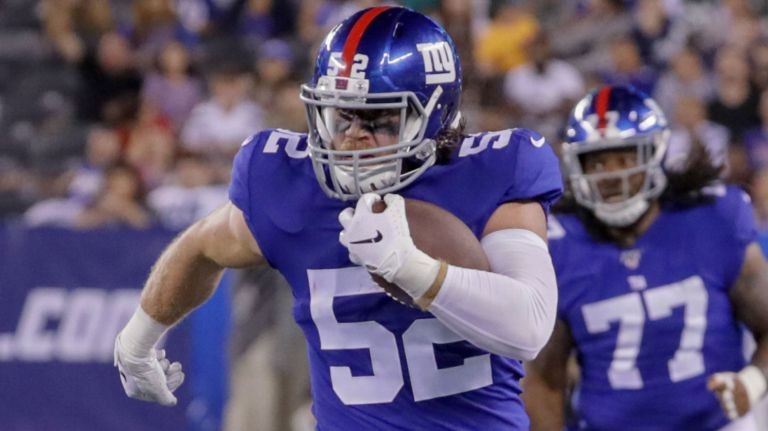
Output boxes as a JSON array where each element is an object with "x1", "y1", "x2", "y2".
[
  {"x1": 708, "y1": 365, "x2": 768, "y2": 420},
  {"x1": 114, "y1": 335, "x2": 185, "y2": 406},
  {"x1": 114, "y1": 308, "x2": 184, "y2": 406},
  {"x1": 338, "y1": 193, "x2": 440, "y2": 299}
]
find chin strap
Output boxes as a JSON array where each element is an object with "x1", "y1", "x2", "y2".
[
  {"x1": 594, "y1": 197, "x2": 649, "y2": 227},
  {"x1": 334, "y1": 163, "x2": 398, "y2": 195}
]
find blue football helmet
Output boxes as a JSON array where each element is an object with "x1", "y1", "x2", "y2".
[
  {"x1": 300, "y1": 6, "x2": 462, "y2": 200},
  {"x1": 562, "y1": 85, "x2": 669, "y2": 227}
]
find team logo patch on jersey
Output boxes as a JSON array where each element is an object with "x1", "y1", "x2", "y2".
[
  {"x1": 627, "y1": 275, "x2": 647, "y2": 291},
  {"x1": 620, "y1": 249, "x2": 642, "y2": 270},
  {"x1": 416, "y1": 42, "x2": 456, "y2": 84}
]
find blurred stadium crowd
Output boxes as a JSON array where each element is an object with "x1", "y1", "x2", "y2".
[
  {"x1": 2, "y1": 0, "x2": 768, "y2": 430},
  {"x1": 0, "y1": 0, "x2": 767, "y2": 231}
]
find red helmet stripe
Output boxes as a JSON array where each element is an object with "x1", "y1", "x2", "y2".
[
  {"x1": 340, "y1": 6, "x2": 392, "y2": 77},
  {"x1": 595, "y1": 86, "x2": 612, "y2": 131}
]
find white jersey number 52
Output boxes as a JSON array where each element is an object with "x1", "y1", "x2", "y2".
[{"x1": 308, "y1": 267, "x2": 493, "y2": 404}]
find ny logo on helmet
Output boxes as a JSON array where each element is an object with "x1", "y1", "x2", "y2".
[{"x1": 416, "y1": 42, "x2": 456, "y2": 84}]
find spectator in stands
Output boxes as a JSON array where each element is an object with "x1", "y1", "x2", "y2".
[
  {"x1": 684, "y1": 0, "x2": 762, "y2": 57},
  {"x1": 42, "y1": 0, "x2": 115, "y2": 62},
  {"x1": 437, "y1": 0, "x2": 475, "y2": 86},
  {"x1": 549, "y1": 0, "x2": 632, "y2": 78},
  {"x1": 666, "y1": 95, "x2": 729, "y2": 176},
  {"x1": 76, "y1": 31, "x2": 143, "y2": 126},
  {"x1": 23, "y1": 125, "x2": 123, "y2": 227},
  {"x1": 751, "y1": 168, "x2": 768, "y2": 232},
  {"x1": 0, "y1": 158, "x2": 34, "y2": 219},
  {"x1": 141, "y1": 40, "x2": 203, "y2": 132},
  {"x1": 147, "y1": 153, "x2": 227, "y2": 230},
  {"x1": 125, "y1": 103, "x2": 177, "y2": 190},
  {"x1": 630, "y1": 0, "x2": 688, "y2": 69},
  {"x1": 294, "y1": 0, "x2": 376, "y2": 45},
  {"x1": 295, "y1": 0, "x2": 330, "y2": 45},
  {"x1": 708, "y1": 45, "x2": 760, "y2": 143},
  {"x1": 474, "y1": 0, "x2": 539, "y2": 78},
  {"x1": 238, "y1": 0, "x2": 296, "y2": 44},
  {"x1": 749, "y1": 39, "x2": 768, "y2": 93},
  {"x1": 76, "y1": 162, "x2": 151, "y2": 229},
  {"x1": 128, "y1": 0, "x2": 198, "y2": 69},
  {"x1": 747, "y1": 86, "x2": 768, "y2": 239},
  {"x1": 180, "y1": 63, "x2": 264, "y2": 180},
  {"x1": 653, "y1": 46, "x2": 715, "y2": 123},
  {"x1": 68, "y1": 125, "x2": 122, "y2": 205},
  {"x1": 503, "y1": 30, "x2": 584, "y2": 143},
  {"x1": 719, "y1": 0, "x2": 763, "y2": 53},
  {"x1": 22, "y1": 168, "x2": 83, "y2": 228},
  {"x1": 263, "y1": 80, "x2": 309, "y2": 132},
  {"x1": 601, "y1": 36, "x2": 658, "y2": 96},
  {"x1": 252, "y1": 38, "x2": 295, "y2": 106},
  {"x1": 743, "y1": 90, "x2": 768, "y2": 174}
]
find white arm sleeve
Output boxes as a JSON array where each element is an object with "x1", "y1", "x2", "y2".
[{"x1": 427, "y1": 229, "x2": 558, "y2": 361}]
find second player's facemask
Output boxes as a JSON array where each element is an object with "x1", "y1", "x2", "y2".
[
  {"x1": 563, "y1": 85, "x2": 669, "y2": 227},
  {"x1": 563, "y1": 132, "x2": 668, "y2": 227},
  {"x1": 302, "y1": 81, "x2": 437, "y2": 200}
]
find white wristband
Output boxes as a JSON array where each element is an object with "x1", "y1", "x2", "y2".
[
  {"x1": 119, "y1": 307, "x2": 169, "y2": 357},
  {"x1": 739, "y1": 365, "x2": 768, "y2": 406}
]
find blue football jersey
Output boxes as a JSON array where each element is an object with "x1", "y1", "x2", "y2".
[
  {"x1": 549, "y1": 185, "x2": 756, "y2": 431},
  {"x1": 228, "y1": 128, "x2": 562, "y2": 430}
]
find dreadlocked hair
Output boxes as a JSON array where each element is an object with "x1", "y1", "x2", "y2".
[
  {"x1": 434, "y1": 116, "x2": 467, "y2": 164},
  {"x1": 661, "y1": 139, "x2": 724, "y2": 206}
]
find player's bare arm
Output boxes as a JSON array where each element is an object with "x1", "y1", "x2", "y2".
[
  {"x1": 708, "y1": 242, "x2": 768, "y2": 419},
  {"x1": 114, "y1": 201, "x2": 263, "y2": 406},
  {"x1": 523, "y1": 320, "x2": 574, "y2": 431},
  {"x1": 141, "y1": 201, "x2": 263, "y2": 324},
  {"x1": 482, "y1": 200, "x2": 548, "y2": 240}
]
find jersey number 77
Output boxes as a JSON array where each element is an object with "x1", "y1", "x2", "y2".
[{"x1": 581, "y1": 276, "x2": 708, "y2": 389}]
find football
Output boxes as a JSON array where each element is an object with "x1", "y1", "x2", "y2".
[{"x1": 370, "y1": 198, "x2": 490, "y2": 308}]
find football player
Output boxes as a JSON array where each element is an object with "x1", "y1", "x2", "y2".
[
  {"x1": 524, "y1": 85, "x2": 768, "y2": 430},
  {"x1": 113, "y1": 6, "x2": 563, "y2": 430}
]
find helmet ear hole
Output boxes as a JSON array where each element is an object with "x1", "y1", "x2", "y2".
[
  {"x1": 316, "y1": 109, "x2": 332, "y2": 143},
  {"x1": 403, "y1": 112, "x2": 422, "y2": 142}
]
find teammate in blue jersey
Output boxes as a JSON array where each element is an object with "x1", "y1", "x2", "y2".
[
  {"x1": 112, "y1": 6, "x2": 563, "y2": 430},
  {"x1": 523, "y1": 85, "x2": 768, "y2": 431}
]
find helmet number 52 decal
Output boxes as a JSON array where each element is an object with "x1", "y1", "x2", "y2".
[
  {"x1": 327, "y1": 52, "x2": 369, "y2": 79},
  {"x1": 586, "y1": 111, "x2": 620, "y2": 140},
  {"x1": 416, "y1": 42, "x2": 456, "y2": 84}
]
